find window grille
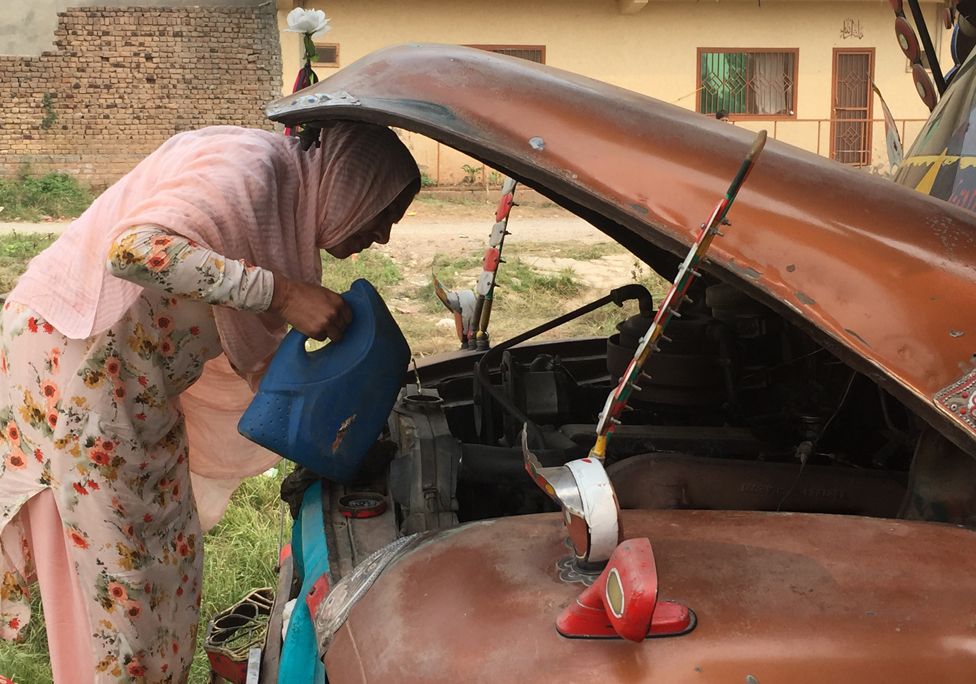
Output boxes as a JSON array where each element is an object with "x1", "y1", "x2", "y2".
[
  {"x1": 312, "y1": 43, "x2": 340, "y2": 67},
  {"x1": 698, "y1": 49, "x2": 797, "y2": 118},
  {"x1": 831, "y1": 49, "x2": 874, "y2": 166},
  {"x1": 467, "y1": 45, "x2": 545, "y2": 64}
]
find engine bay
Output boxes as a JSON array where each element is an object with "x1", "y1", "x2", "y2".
[{"x1": 381, "y1": 274, "x2": 932, "y2": 536}]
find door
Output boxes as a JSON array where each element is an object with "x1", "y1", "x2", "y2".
[{"x1": 831, "y1": 49, "x2": 874, "y2": 165}]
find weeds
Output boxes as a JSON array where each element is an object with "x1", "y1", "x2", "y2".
[
  {"x1": 430, "y1": 254, "x2": 483, "y2": 277},
  {"x1": 41, "y1": 93, "x2": 57, "y2": 130},
  {"x1": 415, "y1": 254, "x2": 484, "y2": 312},
  {"x1": 556, "y1": 242, "x2": 625, "y2": 260},
  {"x1": 630, "y1": 258, "x2": 670, "y2": 299},
  {"x1": 513, "y1": 241, "x2": 625, "y2": 261},
  {"x1": 0, "y1": 168, "x2": 92, "y2": 221},
  {"x1": 498, "y1": 258, "x2": 583, "y2": 297},
  {"x1": 0, "y1": 232, "x2": 57, "y2": 292},
  {"x1": 460, "y1": 164, "x2": 482, "y2": 184},
  {"x1": 320, "y1": 250, "x2": 401, "y2": 295},
  {"x1": 0, "y1": 591, "x2": 52, "y2": 683},
  {"x1": 418, "y1": 166, "x2": 437, "y2": 188},
  {"x1": 188, "y1": 467, "x2": 290, "y2": 684}
]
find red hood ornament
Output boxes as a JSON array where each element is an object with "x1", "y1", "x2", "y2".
[{"x1": 557, "y1": 538, "x2": 695, "y2": 641}]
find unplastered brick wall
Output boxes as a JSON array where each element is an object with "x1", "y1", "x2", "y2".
[{"x1": 0, "y1": 6, "x2": 282, "y2": 190}]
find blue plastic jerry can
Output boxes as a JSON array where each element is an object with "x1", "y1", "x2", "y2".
[{"x1": 238, "y1": 279, "x2": 410, "y2": 482}]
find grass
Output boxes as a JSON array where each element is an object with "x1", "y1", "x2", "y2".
[
  {"x1": 629, "y1": 257, "x2": 671, "y2": 298},
  {"x1": 0, "y1": 169, "x2": 93, "y2": 222},
  {"x1": 423, "y1": 254, "x2": 584, "y2": 298},
  {"x1": 500, "y1": 258, "x2": 583, "y2": 297},
  {"x1": 0, "y1": 592, "x2": 50, "y2": 683},
  {"x1": 556, "y1": 242, "x2": 625, "y2": 260},
  {"x1": 0, "y1": 232, "x2": 58, "y2": 293},
  {"x1": 320, "y1": 250, "x2": 401, "y2": 295},
  {"x1": 402, "y1": 245, "x2": 666, "y2": 357},
  {"x1": 188, "y1": 467, "x2": 289, "y2": 684},
  {"x1": 515, "y1": 241, "x2": 625, "y2": 261},
  {"x1": 416, "y1": 255, "x2": 483, "y2": 313}
]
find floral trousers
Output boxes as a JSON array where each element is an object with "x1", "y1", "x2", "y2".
[{"x1": 0, "y1": 297, "x2": 211, "y2": 683}]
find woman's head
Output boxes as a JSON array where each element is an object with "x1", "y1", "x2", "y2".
[
  {"x1": 302, "y1": 122, "x2": 421, "y2": 256},
  {"x1": 325, "y1": 176, "x2": 420, "y2": 258}
]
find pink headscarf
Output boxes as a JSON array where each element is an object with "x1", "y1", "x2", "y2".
[
  {"x1": 12, "y1": 123, "x2": 420, "y2": 373},
  {"x1": 10, "y1": 124, "x2": 420, "y2": 527}
]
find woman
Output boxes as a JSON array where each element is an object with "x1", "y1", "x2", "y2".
[{"x1": 0, "y1": 123, "x2": 420, "y2": 682}]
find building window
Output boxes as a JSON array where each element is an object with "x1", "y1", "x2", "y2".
[
  {"x1": 698, "y1": 49, "x2": 798, "y2": 119},
  {"x1": 313, "y1": 43, "x2": 340, "y2": 68},
  {"x1": 467, "y1": 45, "x2": 545, "y2": 64}
]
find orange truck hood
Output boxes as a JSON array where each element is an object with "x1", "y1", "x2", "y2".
[
  {"x1": 326, "y1": 510, "x2": 976, "y2": 683},
  {"x1": 267, "y1": 44, "x2": 976, "y2": 454}
]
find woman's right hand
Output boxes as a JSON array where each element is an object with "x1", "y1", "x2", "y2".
[{"x1": 269, "y1": 275, "x2": 353, "y2": 341}]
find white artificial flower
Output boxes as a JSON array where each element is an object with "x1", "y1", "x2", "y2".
[{"x1": 285, "y1": 8, "x2": 331, "y2": 38}]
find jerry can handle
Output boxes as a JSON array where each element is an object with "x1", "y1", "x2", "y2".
[{"x1": 276, "y1": 328, "x2": 317, "y2": 359}]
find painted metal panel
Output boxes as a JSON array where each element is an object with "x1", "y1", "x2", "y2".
[{"x1": 326, "y1": 511, "x2": 976, "y2": 682}]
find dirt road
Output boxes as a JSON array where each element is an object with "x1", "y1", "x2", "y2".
[
  {"x1": 392, "y1": 214, "x2": 603, "y2": 259},
  {"x1": 0, "y1": 199, "x2": 605, "y2": 249}
]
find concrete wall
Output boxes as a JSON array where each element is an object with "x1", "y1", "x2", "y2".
[
  {"x1": 0, "y1": 5, "x2": 281, "y2": 188},
  {"x1": 279, "y1": 0, "x2": 949, "y2": 182},
  {"x1": 0, "y1": 0, "x2": 268, "y2": 56}
]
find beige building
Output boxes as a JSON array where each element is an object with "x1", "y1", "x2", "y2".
[{"x1": 276, "y1": 0, "x2": 951, "y2": 184}]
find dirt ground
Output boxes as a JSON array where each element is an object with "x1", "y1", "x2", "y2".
[
  {"x1": 388, "y1": 198, "x2": 602, "y2": 254},
  {"x1": 376, "y1": 197, "x2": 661, "y2": 355},
  {"x1": 385, "y1": 198, "x2": 639, "y2": 289},
  {"x1": 1, "y1": 197, "x2": 602, "y2": 249}
]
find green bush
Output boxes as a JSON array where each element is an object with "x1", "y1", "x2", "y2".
[
  {"x1": 0, "y1": 168, "x2": 93, "y2": 221},
  {"x1": 418, "y1": 166, "x2": 437, "y2": 188}
]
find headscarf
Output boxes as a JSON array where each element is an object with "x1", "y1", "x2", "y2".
[{"x1": 9, "y1": 123, "x2": 420, "y2": 528}]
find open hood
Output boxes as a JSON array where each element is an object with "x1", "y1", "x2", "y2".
[{"x1": 266, "y1": 43, "x2": 976, "y2": 454}]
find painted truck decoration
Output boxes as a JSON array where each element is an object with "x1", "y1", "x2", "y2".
[{"x1": 433, "y1": 177, "x2": 519, "y2": 350}]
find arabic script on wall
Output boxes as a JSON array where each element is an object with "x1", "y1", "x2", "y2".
[{"x1": 841, "y1": 19, "x2": 864, "y2": 40}]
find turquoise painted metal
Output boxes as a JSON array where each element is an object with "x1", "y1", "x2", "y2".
[
  {"x1": 279, "y1": 480, "x2": 329, "y2": 684},
  {"x1": 238, "y1": 279, "x2": 410, "y2": 481}
]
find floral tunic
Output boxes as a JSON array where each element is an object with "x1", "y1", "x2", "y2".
[{"x1": 0, "y1": 226, "x2": 273, "y2": 682}]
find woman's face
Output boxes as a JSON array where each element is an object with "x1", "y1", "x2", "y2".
[{"x1": 325, "y1": 181, "x2": 418, "y2": 259}]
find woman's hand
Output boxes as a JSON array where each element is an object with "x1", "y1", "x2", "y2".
[{"x1": 269, "y1": 275, "x2": 353, "y2": 341}]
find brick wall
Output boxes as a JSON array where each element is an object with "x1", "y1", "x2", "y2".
[{"x1": 0, "y1": 5, "x2": 282, "y2": 189}]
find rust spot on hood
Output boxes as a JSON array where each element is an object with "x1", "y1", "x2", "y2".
[
  {"x1": 844, "y1": 328, "x2": 871, "y2": 348},
  {"x1": 795, "y1": 291, "x2": 816, "y2": 306},
  {"x1": 727, "y1": 261, "x2": 762, "y2": 280},
  {"x1": 332, "y1": 414, "x2": 357, "y2": 453}
]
